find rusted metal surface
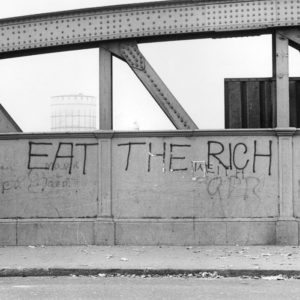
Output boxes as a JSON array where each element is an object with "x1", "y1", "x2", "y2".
[{"x1": 0, "y1": 0, "x2": 299, "y2": 56}]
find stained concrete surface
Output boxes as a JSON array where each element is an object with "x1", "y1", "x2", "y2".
[
  {"x1": 1, "y1": 246, "x2": 300, "y2": 276},
  {"x1": 0, "y1": 276, "x2": 300, "y2": 300}
]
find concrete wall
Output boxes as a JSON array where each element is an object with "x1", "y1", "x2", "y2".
[{"x1": 0, "y1": 129, "x2": 297, "y2": 245}]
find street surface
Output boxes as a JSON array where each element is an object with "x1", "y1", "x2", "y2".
[{"x1": 0, "y1": 276, "x2": 299, "y2": 300}]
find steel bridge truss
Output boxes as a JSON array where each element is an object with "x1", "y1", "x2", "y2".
[{"x1": 1, "y1": 0, "x2": 300, "y2": 129}]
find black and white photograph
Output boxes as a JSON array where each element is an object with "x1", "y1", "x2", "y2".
[{"x1": 0, "y1": 0, "x2": 300, "y2": 299}]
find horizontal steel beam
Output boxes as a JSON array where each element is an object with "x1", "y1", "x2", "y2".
[{"x1": 0, "y1": 0, "x2": 299, "y2": 56}]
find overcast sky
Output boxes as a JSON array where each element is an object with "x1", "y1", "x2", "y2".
[{"x1": 0, "y1": 0, "x2": 300, "y2": 132}]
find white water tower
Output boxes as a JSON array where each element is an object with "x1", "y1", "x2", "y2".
[{"x1": 51, "y1": 94, "x2": 96, "y2": 132}]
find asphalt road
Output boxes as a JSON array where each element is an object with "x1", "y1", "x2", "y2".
[{"x1": 0, "y1": 276, "x2": 299, "y2": 300}]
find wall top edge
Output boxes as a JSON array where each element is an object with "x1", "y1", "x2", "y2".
[
  {"x1": 0, "y1": 128, "x2": 299, "y2": 140},
  {"x1": 0, "y1": 129, "x2": 281, "y2": 140},
  {"x1": 225, "y1": 77, "x2": 300, "y2": 82}
]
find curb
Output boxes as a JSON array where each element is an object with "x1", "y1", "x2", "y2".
[{"x1": 1, "y1": 268, "x2": 300, "y2": 278}]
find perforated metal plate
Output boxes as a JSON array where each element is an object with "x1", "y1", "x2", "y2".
[{"x1": 0, "y1": 0, "x2": 300, "y2": 54}]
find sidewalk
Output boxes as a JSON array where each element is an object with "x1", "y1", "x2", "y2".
[{"x1": 1, "y1": 245, "x2": 300, "y2": 277}]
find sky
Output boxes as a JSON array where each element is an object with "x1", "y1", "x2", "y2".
[{"x1": 0, "y1": 0, "x2": 300, "y2": 132}]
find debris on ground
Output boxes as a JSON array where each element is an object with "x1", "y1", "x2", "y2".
[
  {"x1": 261, "y1": 253, "x2": 272, "y2": 257},
  {"x1": 261, "y1": 274, "x2": 287, "y2": 281}
]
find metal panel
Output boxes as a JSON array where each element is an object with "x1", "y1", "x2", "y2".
[
  {"x1": 225, "y1": 81, "x2": 242, "y2": 128},
  {"x1": 260, "y1": 80, "x2": 274, "y2": 128},
  {"x1": 225, "y1": 78, "x2": 273, "y2": 128},
  {"x1": 225, "y1": 77, "x2": 300, "y2": 128},
  {"x1": 205, "y1": 0, "x2": 276, "y2": 31},
  {"x1": 289, "y1": 79, "x2": 300, "y2": 128},
  {"x1": 289, "y1": 80, "x2": 297, "y2": 127},
  {"x1": 296, "y1": 81, "x2": 300, "y2": 128},
  {"x1": 276, "y1": 0, "x2": 300, "y2": 26},
  {"x1": 246, "y1": 81, "x2": 260, "y2": 128},
  {"x1": 0, "y1": 0, "x2": 300, "y2": 55}
]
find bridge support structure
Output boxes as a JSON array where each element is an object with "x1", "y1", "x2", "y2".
[{"x1": 0, "y1": 1, "x2": 300, "y2": 245}]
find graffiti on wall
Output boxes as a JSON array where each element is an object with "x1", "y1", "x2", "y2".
[
  {"x1": 118, "y1": 140, "x2": 272, "y2": 174},
  {"x1": 117, "y1": 140, "x2": 273, "y2": 201},
  {"x1": 28, "y1": 142, "x2": 98, "y2": 174},
  {"x1": 0, "y1": 139, "x2": 274, "y2": 203},
  {"x1": 0, "y1": 141, "x2": 98, "y2": 195}
]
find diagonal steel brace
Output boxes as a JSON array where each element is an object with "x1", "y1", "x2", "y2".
[
  {"x1": 278, "y1": 29, "x2": 300, "y2": 52},
  {"x1": 101, "y1": 41, "x2": 198, "y2": 130}
]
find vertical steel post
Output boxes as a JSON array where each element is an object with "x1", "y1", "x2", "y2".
[
  {"x1": 99, "y1": 47, "x2": 113, "y2": 130},
  {"x1": 273, "y1": 32, "x2": 289, "y2": 128},
  {"x1": 273, "y1": 32, "x2": 298, "y2": 244},
  {"x1": 97, "y1": 48, "x2": 114, "y2": 245}
]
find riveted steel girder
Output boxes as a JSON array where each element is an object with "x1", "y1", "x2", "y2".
[
  {"x1": 0, "y1": 0, "x2": 300, "y2": 56},
  {"x1": 278, "y1": 28, "x2": 300, "y2": 51},
  {"x1": 102, "y1": 41, "x2": 198, "y2": 129}
]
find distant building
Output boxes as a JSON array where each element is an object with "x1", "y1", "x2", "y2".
[{"x1": 51, "y1": 94, "x2": 96, "y2": 132}]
